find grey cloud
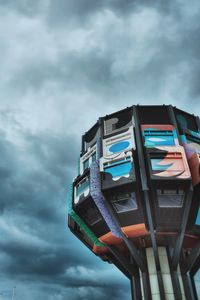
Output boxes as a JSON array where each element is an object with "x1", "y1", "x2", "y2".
[{"x1": 0, "y1": 0, "x2": 200, "y2": 299}]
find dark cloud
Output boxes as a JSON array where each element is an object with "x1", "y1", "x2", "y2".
[{"x1": 0, "y1": 112, "x2": 129, "y2": 299}]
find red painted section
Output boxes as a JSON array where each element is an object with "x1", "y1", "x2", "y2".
[
  {"x1": 92, "y1": 245, "x2": 108, "y2": 254},
  {"x1": 141, "y1": 124, "x2": 175, "y2": 131}
]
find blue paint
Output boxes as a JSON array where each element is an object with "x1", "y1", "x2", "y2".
[
  {"x1": 104, "y1": 161, "x2": 132, "y2": 177},
  {"x1": 109, "y1": 141, "x2": 130, "y2": 153},
  {"x1": 145, "y1": 135, "x2": 175, "y2": 146},
  {"x1": 196, "y1": 207, "x2": 200, "y2": 225},
  {"x1": 151, "y1": 159, "x2": 173, "y2": 171}
]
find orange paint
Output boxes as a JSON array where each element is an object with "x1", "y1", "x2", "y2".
[
  {"x1": 99, "y1": 232, "x2": 122, "y2": 245},
  {"x1": 122, "y1": 223, "x2": 148, "y2": 238}
]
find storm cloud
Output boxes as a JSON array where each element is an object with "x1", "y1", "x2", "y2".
[{"x1": 0, "y1": 0, "x2": 200, "y2": 299}]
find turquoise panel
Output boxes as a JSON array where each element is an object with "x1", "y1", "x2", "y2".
[
  {"x1": 104, "y1": 161, "x2": 132, "y2": 177},
  {"x1": 144, "y1": 135, "x2": 175, "y2": 146},
  {"x1": 195, "y1": 207, "x2": 200, "y2": 225},
  {"x1": 151, "y1": 159, "x2": 173, "y2": 171},
  {"x1": 109, "y1": 141, "x2": 130, "y2": 153}
]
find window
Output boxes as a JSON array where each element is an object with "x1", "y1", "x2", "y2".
[
  {"x1": 111, "y1": 193, "x2": 137, "y2": 213},
  {"x1": 76, "y1": 177, "x2": 89, "y2": 197},
  {"x1": 83, "y1": 158, "x2": 89, "y2": 170},
  {"x1": 104, "y1": 110, "x2": 132, "y2": 135},
  {"x1": 157, "y1": 189, "x2": 184, "y2": 207},
  {"x1": 81, "y1": 202, "x2": 102, "y2": 226}
]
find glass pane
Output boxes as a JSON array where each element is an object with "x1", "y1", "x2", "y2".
[
  {"x1": 157, "y1": 190, "x2": 184, "y2": 207},
  {"x1": 83, "y1": 159, "x2": 89, "y2": 170},
  {"x1": 112, "y1": 193, "x2": 137, "y2": 213},
  {"x1": 76, "y1": 178, "x2": 89, "y2": 196},
  {"x1": 82, "y1": 203, "x2": 102, "y2": 226}
]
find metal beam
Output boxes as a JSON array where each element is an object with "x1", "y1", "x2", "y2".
[
  {"x1": 133, "y1": 105, "x2": 166, "y2": 300},
  {"x1": 104, "y1": 199, "x2": 146, "y2": 272},
  {"x1": 181, "y1": 271, "x2": 196, "y2": 300},
  {"x1": 167, "y1": 247, "x2": 182, "y2": 300},
  {"x1": 141, "y1": 271, "x2": 152, "y2": 300},
  {"x1": 108, "y1": 245, "x2": 137, "y2": 277},
  {"x1": 130, "y1": 256, "x2": 142, "y2": 300},
  {"x1": 171, "y1": 186, "x2": 193, "y2": 270},
  {"x1": 184, "y1": 242, "x2": 200, "y2": 273}
]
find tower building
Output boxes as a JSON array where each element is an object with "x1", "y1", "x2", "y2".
[{"x1": 68, "y1": 105, "x2": 200, "y2": 300}]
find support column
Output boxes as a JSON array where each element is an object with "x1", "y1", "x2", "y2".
[{"x1": 137, "y1": 247, "x2": 187, "y2": 300}]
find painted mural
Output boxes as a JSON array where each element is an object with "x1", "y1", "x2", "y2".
[{"x1": 141, "y1": 125, "x2": 191, "y2": 179}]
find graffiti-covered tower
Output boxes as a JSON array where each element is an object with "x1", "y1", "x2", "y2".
[{"x1": 68, "y1": 105, "x2": 200, "y2": 299}]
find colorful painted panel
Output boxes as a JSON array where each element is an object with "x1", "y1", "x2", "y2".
[
  {"x1": 148, "y1": 147, "x2": 191, "y2": 179},
  {"x1": 151, "y1": 158, "x2": 174, "y2": 171},
  {"x1": 104, "y1": 158, "x2": 132, "y2": 179},
  {"x1": 103, "y1": 126, "x2": 135, "y2": 157},
  {"x1": 108, "y1": 140, "x2": 131, "y2": 153},
  {"x1": 144, "y1": 135, "x2": 175, "y2": 147},
  {"x1": 141, "y1": 125, "x2": 178, "y2": 147}
]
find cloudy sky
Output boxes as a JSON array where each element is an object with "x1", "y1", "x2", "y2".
[{"x1": 0, "y1": 0, "x2": 200, "y2": 299}]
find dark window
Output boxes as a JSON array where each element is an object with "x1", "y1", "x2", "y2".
[
  {"x1": 157, "y1": 189, "x2": 184, "y2": 207},
  {"x1": 111, "y1": 193, "x2": 137, "y2": 213},
  {"x1": 104, "y1": 109, "x2": 132, "y2": 135},
  {"x1": 81, "y1": 202, "x2": 102, "y2": 226}
]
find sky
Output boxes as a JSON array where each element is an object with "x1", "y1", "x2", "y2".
[{"x1": 0, "y1": 0, "x2": 200, "y2": 299}]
